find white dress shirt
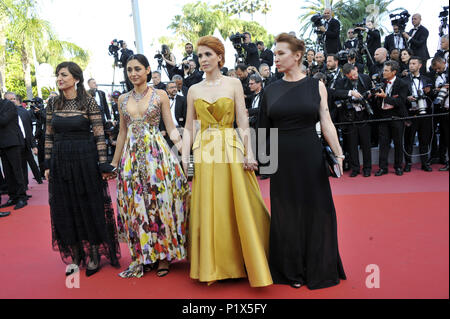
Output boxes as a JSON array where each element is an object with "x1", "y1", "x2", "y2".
[{"x1": 169, "y1": 96, "x2": 179, "y2": 126}]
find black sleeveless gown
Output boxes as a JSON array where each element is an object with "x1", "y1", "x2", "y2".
[{"x1": 258, "y1": 77, "x2": 346, "y2": 289}]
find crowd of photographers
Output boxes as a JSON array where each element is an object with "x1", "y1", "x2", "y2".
[{"x1": 1, "y1": 7, "x2": 448, "y2": 212}]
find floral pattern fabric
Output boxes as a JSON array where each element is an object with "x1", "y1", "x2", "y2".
[{"x1": 116, "y1": 89, "x2": 190, "y2": 278}]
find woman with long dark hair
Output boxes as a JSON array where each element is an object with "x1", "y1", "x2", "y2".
[
  {"x1": 110, "y1": 54, "x2": 190, "y2": 279},
  {"x1": 44, "y1": 61, "x2": 120, "y2": 277},
  {"x1": 258, "y1": 33, "x2": 346, "y2": 289},
  {"x1": 400, "y1": 48, "x2": 413, "y2": 77}
]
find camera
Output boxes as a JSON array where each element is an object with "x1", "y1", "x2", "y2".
[
  {"x1": 310, "y1": 14, "x2": 323, "y2": 28},
  {"x1": 440, "y1": 6, "x2": 449, "y2": 18},
  {"x1": 353, "y1": 22, "x2": 366, "y2": 34},
  {"x1": 23, "y1": 97, "x2": 44, "y2": 110},
  {"x1": 337, "y1": 50, "x2": 349, "y2": 66},
  {"x1": 229, "y1": 32, "x2": 246, "y2": 64},
  {"x1": 389, "y1": 10, "x2": 410, "y2": 32},
  {"x1": 108, "y1": 39, "x2": 123, "y2": 63},
  {"x1": 434, "y1": 85, "x2": 449, "y2": 109},
  {"x1": 411, "y1": 89, "x2": 428, "y2": 114}
]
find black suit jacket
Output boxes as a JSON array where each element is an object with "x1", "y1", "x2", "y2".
[
  {"x1": 16, "y1": 106, "x2": 36, "y2": 149},
  {"x1": 344, "y1": 39, "x2": 358, "y2": 50},
  {"x1": 260, "y1": 49, "x2": 274, "y2": 67},
  {"x1": 324, "y1": 18, "x2": 341, "y2": 54},
  {"x1": 0, "y1": 99, "x2": 24, "y2": 149},
  {"x1": 334, "y1": 73, "x2": 373, "y2": 120},
  {"x1": 243, "y1": 42, "x2": 261, "y2": 68},
  {"x1": 184, "y1": 70, "x2": 204, "y2": 89},
  {"x1": 182, "y1": 53, "x2": 199, "y2": 70},
  {"x1": 90, "y1": 89, "x2": 111, "y2": 121},
  {"x1": 160, "y1": 95, "x2": 187, "y2": 130},
  {"x1": 375, "y1": 77, "x2": 409, "y2": 118},
  {"x1": 367, "y1": 29, "x2": 381, "y2": 58},
  {"x1": 403, "y1": 74, "x2": 434, "y2": 113},
  {"x1": 384, "y1": 33, "x2": 407, "y2": 53},
  {"x1": 408, "y1": 25, "x2": 430, "y2": 60}
]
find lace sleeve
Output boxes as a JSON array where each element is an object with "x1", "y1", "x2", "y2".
[
  {"x1": 87, "y1": 97, "x2": 108, "y2": 164},
  {"x1": 44, "y1": 98, "x2": 55, "y2": 169}
]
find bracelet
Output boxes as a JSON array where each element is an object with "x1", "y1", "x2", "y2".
[{"x1": 336, "y1": 154, "x2": 345, "y2": 159}]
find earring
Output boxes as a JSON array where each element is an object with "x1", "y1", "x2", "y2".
[{"x1": 75, "y1": 81, "x2": 79, "y2": 86}]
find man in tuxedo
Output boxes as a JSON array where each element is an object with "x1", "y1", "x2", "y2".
[
  {"x1": 5, "y1": 92, "x2": 42, "y2": 188},
  {"x1": 182, "y1": 43, "x2": 199, "y2": 71},
  {"x1": 119, "y1": 41, "x2": 134, "y2": 91},
  {"x1": 403, "y1": 56, "x2": 434, "y2": 172},
  {"x1": 384, "y1": 24, "x2": 407, "y2": 54},
  {"x1": 242, "y1": 32, "x2": 260, "y2": 69},
  {"x1": 310, "y1": 51, "x2": 326, "y2": 75},
  {"x1": 370, "y1": 48, "x2": 388, "y2": 78},
  {"x1": 434, "y1": 35, "x2": 449, "y2": 63},
  {"x1": 236, "y1": 64, "x2": 253, "y2": 108},
  {"x1": 364, "y1": 20, "x2": 381, "y2": 67},
  {"x1": 318, "y1": 8, "x2": 341, "y2": 54},
  {"x1": 343, "y1": 29, "x2": 358, "y2": 50},
  {"x1": 0, "y1": 95, "x2": 27, "y2": 210},
  {"x1": 88, "y1": 79, "x2": 111, "y2": 125},
  {"x1": 374, "y1": 60, "x2": 409, "y2": 176},
  {"x1": 257, "y1": 41, "x2": 274, "y2": 68},
  {"x1": 259, "y1": 63, "x2": 276, "y2": 88},
  {"x1": 159, "y1": 81, "x2": 187, "y2": 148},
  {"x1": 248, "y1": 74, "x2": 264, "y2": 130},
  {"x1": 176, "y1": 60, "x2": 203, "y2": 89},
  {"x1": 347, "y1": 49, "x2": 365, "y2": 74},
  {"x1": 334, "y1": 64, "x2": 373, "y2": 177},
  {"x1": 402, "y1": 14, "x2": 430, "y2": 73},
  {"x1": 172, "y1": 75, "x2": 189, "y2": 97},
  {"x1": 152, "y1": 71, "x2": 166, "y2": 91}
]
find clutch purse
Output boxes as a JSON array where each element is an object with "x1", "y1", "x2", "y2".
[
  {"x1": 324, "y1": 146, "x2": 342, "y2": 178},
  {"x1": 187, "y1": 154, "x2": 194, "y2": 178}
]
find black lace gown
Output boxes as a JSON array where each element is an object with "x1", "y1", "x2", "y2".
[
  {"x1": 258, "y1": 77, "x2": 346, "y2": 289},
  {"x1": 45, "y1": 96, "x2": 120, "y2": 266}
]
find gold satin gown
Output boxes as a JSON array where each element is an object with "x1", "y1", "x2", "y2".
[{"x1": 188, "y1": 97, "x2": 273, "y2": 287}]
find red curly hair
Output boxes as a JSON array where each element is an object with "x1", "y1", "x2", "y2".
[{"x1": 197, "y1": 36, "x2": 225, "y2": 68}]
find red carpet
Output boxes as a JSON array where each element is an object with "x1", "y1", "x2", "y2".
[{"x1": 0, "y1": 163, "x2": 448, "y2": 299}]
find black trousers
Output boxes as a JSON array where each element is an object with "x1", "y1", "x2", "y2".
[
  {"x1": 404, "y1": 117, "x2": 433, "y2": 165},
  {"x1": 346, "y1": 121, "x2": 372, "y2": 172},
  {"x1": 0, "y1": 145, "x2": 26, "y2": 202},
  {"x1": 378, "y1": 120, "x2": 404, "y2": 170},
  {"x1": 37, "y1": 137, "x2": 45, "y2": 178},
  {"x1": 0, "y1": 161, "x2": 6, "y2": 190},
  {"x1": 21, "y1": 145, "x2": 42, "y2": 186}
]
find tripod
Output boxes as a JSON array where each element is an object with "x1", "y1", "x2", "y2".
[
  {"x1": 156, "y1": 58, "x2": 170, "y2": 80},
  {"x1": 356, "y1": 33, "x2": 374, "y2": 67},
  {"x1": 313, "y1": 30, "x2": 325, "y2": 54}
]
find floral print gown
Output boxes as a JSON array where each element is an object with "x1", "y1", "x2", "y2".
[{"x1": 116, "y1": 89, "x2": 190, "y2": 278}]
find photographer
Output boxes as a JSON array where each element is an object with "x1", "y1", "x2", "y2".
[
  {"x1": 151, "y1": 70, "x2": 166, "y2": 90},
  {"x1": 434, "y1": 35, "x2": 449, "y2": 63},
  {"x1": 318, "y1": 8, "x2": 341, "y2": 54},
  {"x1": 384, "y1": 24, "x2": 407, "y2": 54},
  {"x1": 310, "y1": 51, "x2": 326, "y2": 75},
  {"x1": 236, "y1": 64, "x2": 252, "y2": 108},
  {"x1": 430, "y1": 56, "x2": 449, "y2": 171},
  {"x1": 403, "y1": 56, "x2": 434, "y2": 172},
  {"x1": 325, "y1": 54, "x2": 343, "y2": 89},
  {"x1": 374, "y1": 60, "x2": 409, "y2": 176},
  {"x1": 88, "y1": 78, "x2": 111, "y2": 125},
  {"x1": 259, "y1": 63, "x2": 276, "y2": 87},
  {"x1": 370, "y1": 48, "x2": 388, "y2": 78},
  {"x1": 347, "y1": 48, "x2": 365, "y2": 74},
  {"x1": 334, "y1": 63, "x2": 374, "y2": 177},
  {"x1": 182, "y1": 43, "x2": 199, "y2": 70},
  {"x1": 175, "y1": 59, "x2": 203, "y2": 89},
  {"x1": 119, "y1": 41, "x2": 134, "y2": 91},
  {"x1": 403, "y1": 14, "x2": 430, "y2": 73},
  {"x1": 344, "y1": 29, "x2": 358, "y2": 50},
  {"x1": 257, "y1": 41, "x2": 274, "y2": 67},
  {"x1": 242, "y1": 32, "x2": 261, "y2": 68},
  {"x1": 160, "y1": 44, "x2": 177, "y2": 80}
]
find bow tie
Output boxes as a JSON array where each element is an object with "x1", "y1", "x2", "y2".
[
  {"x1": 386, "y1": 81, "x2": 392, "y2": 84},
  {"x1": 170, "y1": 97, "x2": 175, "y2": 101},
  {"x1": 413, "y1": 76, "x2": 420, "y2": 80}
]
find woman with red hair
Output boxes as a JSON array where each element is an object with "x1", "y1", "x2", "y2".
[{"x1": 181, "y1": 36, "x2": 272, "y2": 287}]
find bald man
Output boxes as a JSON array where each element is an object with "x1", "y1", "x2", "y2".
[
  {"x1": 319, "y1": 8, "x2": 341, "y2": 54},
  {"x1": 370, "y1": 48, "x2": 388, "y2": 78},
  {"x1": 403, "y1": 14, "x2": 430, "y2": 67}
]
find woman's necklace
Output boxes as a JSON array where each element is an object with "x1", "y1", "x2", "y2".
[
  {"x1": 204, "y1": 76, "x2": 223, "y2": 87},
  {"x1": 132, "y1": 86, "x2": 150, "y2": 102}
]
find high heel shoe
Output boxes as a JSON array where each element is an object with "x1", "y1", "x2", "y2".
[
  {"x1": 290, "y1": 282, "x2": 302, "y2": 289},
  {"x1": 85, "y1": 249, "x2": 100, "y2": 277}
]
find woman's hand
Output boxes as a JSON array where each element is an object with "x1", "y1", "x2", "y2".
[
  {"x1": 44, "y1": 169, "x2": 50, "y2": 180},
  {"x1": 243, "y1": 156, "x2": 258, "y2": 171},
  {"x1": 102, "y1": 163, "x2": 117, "y2": 180}
]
